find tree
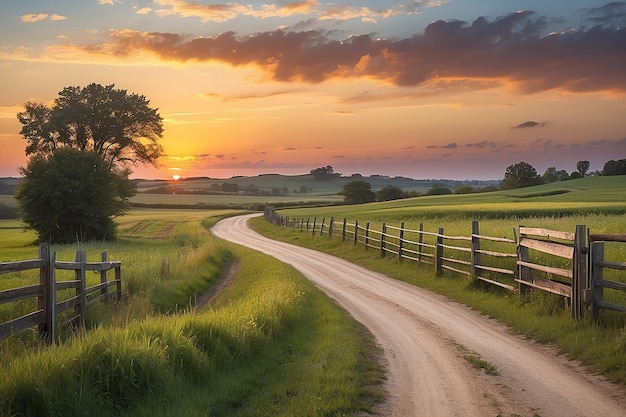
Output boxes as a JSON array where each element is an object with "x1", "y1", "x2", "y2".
[
  {"x1": 340, "y1": 180, "x2": 376, "y2": 204},
  {"x1": 16, "y1": 83, "x2": 163, "y2": 242},
  {"x1": 499, "y1": 161, "x2": 542, "y2": 189},
  {"x1": 15, "y1": 149, "x2": 134, "y2": 243},
  {"x1": 376, "y1": 185, "x2": 404, "y2": 202},
  {"x1": 542, "y1": 167, "x2": 558, "y2": 183},
  {"x1": 576, "y1": 160, "x2": 590, "y2": 178},
  {"x1": 603, "y1": 159, "x2": 626, "y2": 176},
  {"x1": 17, "y1": 83, "x2": 163, "y2": 170},
  {"x1": 310, "y1": 165, "x2": 334, "y2": 180}
]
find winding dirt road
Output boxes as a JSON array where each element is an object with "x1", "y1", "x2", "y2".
[{"x1": 211, "y1": 214, "x2": 626, "y2": 417}]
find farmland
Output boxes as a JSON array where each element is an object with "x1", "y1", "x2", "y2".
[{"x1": 1, "y1": 174, "x2": 625, "y2": 415}]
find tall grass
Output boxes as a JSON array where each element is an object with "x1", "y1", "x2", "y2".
[{"x1": 1, "y1": 209, "x2": 385, "y2": 416}]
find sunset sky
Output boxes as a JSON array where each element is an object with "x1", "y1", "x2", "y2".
[{"x1": 1, "y1": 1, "x2": 625, "y2": 180}]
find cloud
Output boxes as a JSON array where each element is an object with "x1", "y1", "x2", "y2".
[
  {"x1": 465, "y1": 140, "x2": 497, "y2": 149},
  {"x1": 23, "y1": 10, "x2": 626, "y2": 95},
  {"x1": 427, "y1": 142, "x2": 457, "y2": 149},
  {"x1": 583, "y1": 2, "x2": 626, "y2": 27},
  {"x1": 152, "y1": 0, "x2": 431, "y2": 23},
  {"x1": 21, "y1": 13, "x2": 66, "y2": 23},
  {"x1": 136, "y1": 7, "x2": 153, "y2": 15},
  {"x1": 513, "y1": 121, "x2": 547, "y2": 129}
]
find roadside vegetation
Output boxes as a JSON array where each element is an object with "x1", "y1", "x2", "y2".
[
  {"x1": 249, "y1": 176, "x2": 626, "y2": 387},
  {"x1": 0, "y1": 210, "x2": 384, "y2": 416}
]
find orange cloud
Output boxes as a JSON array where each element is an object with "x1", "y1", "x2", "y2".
[
  {"x1": 17, "y1": 10, "x2": 626, "y2": 95},
  {"x1": 21, "y1": 13, "x2": 66, "y2": 23}
]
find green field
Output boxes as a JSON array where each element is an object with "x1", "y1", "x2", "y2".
[
  {"x1": 250, "y1": 176, "x2": 626, "y2": 387},
  {"x1": 0, "y1": 209, "x2": 384, "y2": 416},
  {"x1": 1, "y1": 175, "x2": 626, "y2": 415}
]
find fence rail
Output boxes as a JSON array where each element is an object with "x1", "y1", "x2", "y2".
[
  {"x1": 0, "y1": 244, "x2": 121, "y2": 343},
  {"x1": 265, "y1": 206, "x2": 626, "y2": 322}
]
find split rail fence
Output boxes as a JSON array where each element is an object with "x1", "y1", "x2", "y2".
[
  {"x1": 0, "y1": 244, "x2": 122, "y2": 343},
  {"x1": 265, "y1": 207, "x2": 626, "y2": 322}
]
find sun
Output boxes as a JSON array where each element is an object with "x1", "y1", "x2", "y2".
[{"x1": 172, "y1": 174, "x2": 181, "y2": 181}]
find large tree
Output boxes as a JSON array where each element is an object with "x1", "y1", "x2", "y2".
[
  {"x1": 340, "y1": 180, "x2": 376, "y2": 204},
  {"x1": 15, "y1": 149, "x2": 135, "y2": 243},
  {"x1": 500, "y1": 161, "x2": 542, "y2": 189},
  {"x1": 17, "y1": 83, "x2": 163, "y2": 170},
  {"x1": 16, "y1": 83, "x2": 163, "y2": 242},
  {"x1": 576, "y1": 160, "x2": 590, "y2": 178}
]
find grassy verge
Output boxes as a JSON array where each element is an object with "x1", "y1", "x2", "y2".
[
  {"x1": 249, "y1": 216, "x2": 626, "y2": 388},
  {"x1": 0, "y1": 210, "x2": 385, "y2": 416}
]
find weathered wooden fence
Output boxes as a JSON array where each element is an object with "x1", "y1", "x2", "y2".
[
  {"x1": 0, "y1": 244, "x2": 121, "y2": 343},
  {"x1": 264, "y1": 206, "x2": 626, "y2": 321}
]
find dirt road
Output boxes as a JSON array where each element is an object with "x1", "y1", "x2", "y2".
[{"x1": 211, "y1": 214, "x2": 626, "y2": 417}]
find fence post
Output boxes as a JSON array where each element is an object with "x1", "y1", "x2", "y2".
[
  {"x1": 100, "y1": 252, "x2": 109, "y2": 301},
  {"x1": 312, "y1": 217, "x2": 317, "y2": 236},
  {"x1": 418, "y1": 223, "x2": 424, "y2": 264},
  {"x1": 75, "y1": 250, "x2": 87, "y2": 325},
  {"x1": 436, "y1": 227, "x2": 444, "y2": 275},
  {"x1": 572, "y1": 225, "x2": 587, "y2": 320},
  {"x1": 399, "y1": 222, "x2": 405, "y2": 260},
  {"x1": 353, "y1": 220, "x2": 359, "y2": 246},
  {"x1": 342, "y1": 218, "x2": 347, "y2": 242},
  {"x1": 365, "y1": 222, "x2": 370, "y2": 249},
  {"x1": 471, "y1": 220, "x2": 480, "y2": 279},
  {"x1": 518, "y1": 227, "x2": 530, "y2": 296},
  {"x1": 590, "y1": 241, "x2": 604, "y2": 323},
  {"x1": 380, "y1": 224, "x2": 387, "y2": 257},
  {"x1": 115, "y1": 264, "x2": 122, "y2": 302},
  {"x1": 320, "y1": 217, "x2": 326, "y2": 236},
  {"x1": 328, "y1": 217, "x2": 334, "y2": 238},
  {"x1": 38, "y1": 244, "x2": 55, "y2": 344}
]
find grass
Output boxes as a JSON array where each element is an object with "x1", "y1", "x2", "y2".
[
  {"x1": 0, "y1": 209, "x2": 385, "y2": 416},
  {"x1": 248, "y1": 177, "x2": 626, "y2": 387}
]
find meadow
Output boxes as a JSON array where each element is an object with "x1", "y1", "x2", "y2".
[
  {"x1": 0, "y1": 209, "x2": 384, "y2": 416},
  {"x1": 1, "y1": 174, "x2": 625, "y2": 415},
  {"x1": 249, "y1": 175, "x2": 626, "y2": 387}
]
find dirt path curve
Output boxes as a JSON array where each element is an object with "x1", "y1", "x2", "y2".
[{"x1": 211, "y1": 214, "x2": 626, "y2": 417}]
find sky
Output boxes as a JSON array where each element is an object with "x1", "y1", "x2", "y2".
[{"x1": 0, "y1": 1, "x2": 625, "y2": 181}]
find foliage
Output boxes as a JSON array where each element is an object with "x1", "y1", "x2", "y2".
[
  {"x1": 500, "y1": 161, "x2": 542, "y2": 189},
  {"x1": 577, "y1": 160, "x2": 590, "y2": 177},
  {"x1": 309, "y1": 165, "x2": 336, "y2": 180},
  {"x1": 17, "y1": 83, "x2": 163, "y2": 170},
  {"x1": 15, "y1": 149, "x2": 135, "y2": 243},
  {"x1": 427, "y1": 186, "x2": 452, "y2": 195},
  {"x1": 542, "y1": 166, "x2": 570, "y2": 183},
  {"x1": 376, "y1": 184, "x2": 404, "y2": 201},
  {"x1": 340, "y1": 180, "x2": 376, "y2": 204},
  {"x1": 603, "y1": 159, "x2": 626, "y2": 176}
]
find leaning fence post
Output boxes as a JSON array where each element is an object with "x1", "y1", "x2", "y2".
[
  {"x1": 436, "y1": 227, "x2": 444, "y2": 275},
  {"x1": 342, "y1": 218, "x2": 347, "y2": 242},
  {"x1": 320, "y1": 217, "x2": 326, "y2": 236},
  {"x1": 328, "y1": 217, "x2": 334, "y2": 238},
  {"x1": 471, "y1": 220, "x2": 480, "y2": 279}
]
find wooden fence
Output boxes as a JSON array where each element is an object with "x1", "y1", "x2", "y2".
[
  {"x1": 264, "y1": 207, "x2": 626, "y2": 322},
  {"x1": 0, "y1": 244, "x2": 121, "y2": 344}
]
